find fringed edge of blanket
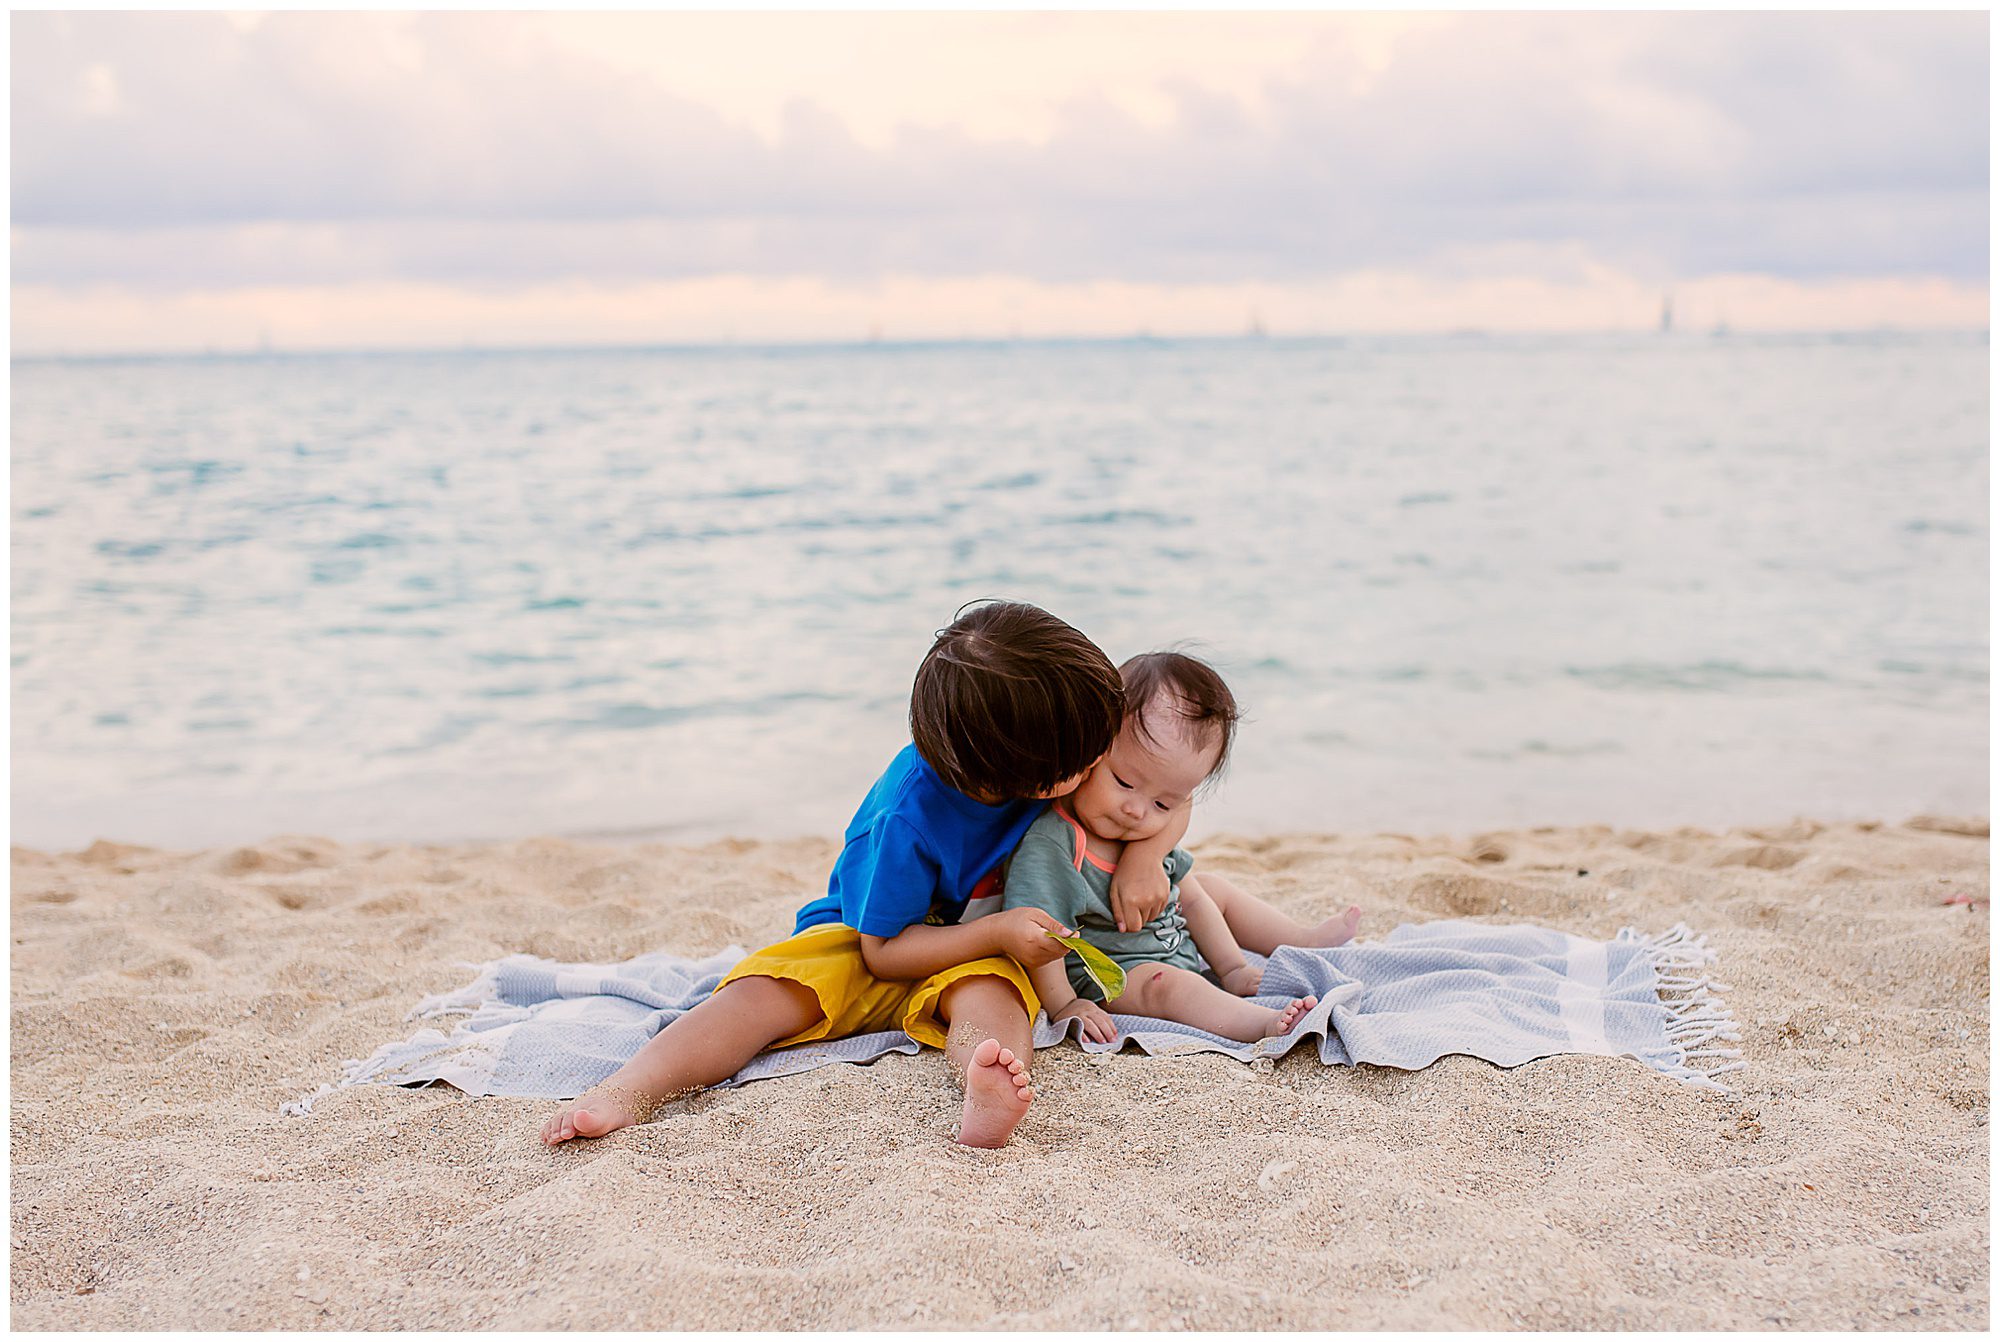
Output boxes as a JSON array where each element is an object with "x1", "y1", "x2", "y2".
[
  {"x1": 279, "y1": 959, "x2": 499, "y2": 1116},
  {"x1": 408, "y1": 957, "x2": 510, "y2": 1019},
  {"x1": 1616, "y1": 923, "x2": 1744, "y2": 1095},
  {"x1": 278, "y1": 1027, "x2": 462, "y2": 1116}
]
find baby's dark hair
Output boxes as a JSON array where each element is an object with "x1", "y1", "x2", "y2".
[
  {"x1": 1119, "y1": 650, "x2": 1241, "y2": 788},
  {"x1": 910, "y1": 600, "x2": 1125, "y2": 800}
]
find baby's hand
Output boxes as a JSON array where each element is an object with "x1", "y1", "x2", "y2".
[
  {"x1": 1108, "y1": 861, "x2": 1171, "y2": 934},
  {"x1": 1220, "y1": 964, "x2": 1264, "y2": 997},
  {"x1": 1052, "y1": 998, "x2": 1118, "y2": 1044}
]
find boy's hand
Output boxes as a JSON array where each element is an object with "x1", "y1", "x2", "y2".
[
  {"x1": 992, "y1": 907, "x2": 1076, "y2": 968},
  {"x1": 1051, "y1": 998, "x2": 1118, "y2": 1044},
  {"x1": 1109, "y1": 861, "x2": 1171, "y2": 934}
]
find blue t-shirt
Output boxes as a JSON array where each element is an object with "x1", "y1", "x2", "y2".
[{"x1": 793, "y1": 744, "x2": 1045, "y2": 938}]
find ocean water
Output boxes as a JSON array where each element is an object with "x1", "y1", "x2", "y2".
[{"x1": 10, "y1": 333, "x2": 1988, "y2": 852}]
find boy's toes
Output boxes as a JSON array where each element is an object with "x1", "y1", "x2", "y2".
[{"x1": 971, "y1": 1037, "x2": 1003, "y2": 1068}]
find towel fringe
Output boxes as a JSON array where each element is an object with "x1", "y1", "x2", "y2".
[
  {"x1": 408, "y1": 959, "x2": 503, "y2": 1021},
  {"x1": 280, "y1": 1027, "x2": 454, "y2": 1116},
  {"x1": 1617, "y1": 923, "x2": 1743, "y2": 1096},
  {"x1": 286, "y1": 956, "x2": 514, "y2": 1113}
]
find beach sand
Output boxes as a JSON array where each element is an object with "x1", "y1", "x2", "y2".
[{"x1": 10, "y1": 817, "x2": 1989, "y2": 1330}]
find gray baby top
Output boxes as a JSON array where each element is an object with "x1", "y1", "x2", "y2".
[{"x1": 999, "y1": 806, "x2": 1200, "y2": 1002}]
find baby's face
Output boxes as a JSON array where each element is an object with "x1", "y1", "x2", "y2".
[{"x1": 1067, "y1": 707, "x2": 1216, "y2": 844}]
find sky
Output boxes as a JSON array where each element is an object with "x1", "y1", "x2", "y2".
[{"x1": 11, "y1": 10, "x2": 1990, "y2": 353}]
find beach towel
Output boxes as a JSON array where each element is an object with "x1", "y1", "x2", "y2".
[{"x1": 281, "y1": 920, "x2": 1741, "y2": 1116}]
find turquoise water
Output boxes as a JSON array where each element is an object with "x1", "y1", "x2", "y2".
[{"x1": 10, "y1": 333, "x2": 1988, "y2": 850}]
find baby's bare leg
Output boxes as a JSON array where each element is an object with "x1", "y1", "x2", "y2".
[
  {"x1": 1110, "y1": 963, "x2": 1316, "y2": 1043},
  {"x1": 1184, "y1": 872, "x2": 1361, "y2": 956},
  {"x1": 541, "y1": 974, "x2": 823, "y2": 1146},
  {"x1": 937, "y1": 975, "x2": 1036, "y2": 1148}
]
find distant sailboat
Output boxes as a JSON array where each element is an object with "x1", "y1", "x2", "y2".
[
  {"x1": 1658, "y1": 291, "x2": 1674, "y2": 334},
  {"x1": 1245, "y1": 307, "x2": 1268, "y2": 340}
]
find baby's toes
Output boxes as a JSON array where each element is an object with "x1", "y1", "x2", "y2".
[{"x1": 1276, "y1": 997, "x2": 1315, "y2": 1028}]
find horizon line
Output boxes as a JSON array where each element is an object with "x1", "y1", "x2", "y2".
[{"x1": 13, "y1": 325, "x2": 1990, "y2": 365}]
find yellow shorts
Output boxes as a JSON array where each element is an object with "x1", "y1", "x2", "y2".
[{"x1": 716, "y1": 922, "x2": 1040, "y2": 1050}]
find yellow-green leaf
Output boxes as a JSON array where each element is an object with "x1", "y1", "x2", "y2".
[{"x1": 1046, "y1": 931, "x2": 1126, "y2": 1001}]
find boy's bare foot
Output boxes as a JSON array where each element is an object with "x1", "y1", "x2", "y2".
[
  {"x1": 1262, "y1": 995, "x2": 1319, "y2": 1038},
  {"x1": 956, "y1": 1037, "x2": 1035, "y2": 1148},
  {"x1": 1302, "y1": 905, "x2": 1362, "y2": 948},
  {"x1": 540, "y1": 1082, "x2": 662, "y2": 1146}
]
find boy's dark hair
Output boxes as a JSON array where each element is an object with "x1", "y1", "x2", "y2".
[
  {"x1": 1120, "y1": 650, "x2": 1241, "y2": 787},
  {"x1": 911, "y1": 601, "x2": 1124, "y2": 799}
]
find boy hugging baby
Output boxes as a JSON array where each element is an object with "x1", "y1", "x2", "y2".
[{"x1": 543, "y1": 601, "x2": 1359, "y2": 1150}]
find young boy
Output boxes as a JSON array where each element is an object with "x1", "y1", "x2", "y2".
[{"x1": 540, "y1": 600, "x2": 1185, "y2": 1148}]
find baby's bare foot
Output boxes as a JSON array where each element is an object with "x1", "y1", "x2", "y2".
[
  {"x1": 956, "y1": 1038, "x2": 1034, "y2": 1148},
  {"x1": 540, "y1": 1082, "x2": 661, "y2": 1147},
  {"x1": 1301, "y1": 905, "x2": 1362, "y2": 948},
  {"x1": 1261, "y1": 995, "x2": 1319, "y2": 1038}
]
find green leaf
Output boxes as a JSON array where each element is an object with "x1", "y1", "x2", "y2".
[{"x1": 1046, "y1": 930, "x2": 1127, "y2": 1001}]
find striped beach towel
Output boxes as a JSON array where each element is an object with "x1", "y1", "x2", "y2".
[{"x1": 281, "y1": 919, "x2": 1741, "y2": 1116}]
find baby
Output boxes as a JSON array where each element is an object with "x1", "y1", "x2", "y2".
[{"x1": 1001, "y1": 651, "x2": 1363, "y2": 1044}]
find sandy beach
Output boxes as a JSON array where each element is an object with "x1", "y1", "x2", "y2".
[{"x1": 10, "y1": 816, "x2": 1988, "y2": 1330}]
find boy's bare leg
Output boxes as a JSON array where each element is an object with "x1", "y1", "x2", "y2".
[
  {"x1": 937, "y1": 975, "x2": 1036, "y2": 1149},
  {"x1": 1184, "y1": 871, "x2": 1361, "y2": 956},
  {"x1": 541, "y1": 975, "x2": 823, "y2": 1146},
  {"x1": 1110, "y1": 963, "x2": 1316, "y2": 1043}
]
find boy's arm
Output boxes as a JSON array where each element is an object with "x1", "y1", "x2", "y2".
[
  {"x1": 841, "y1": 817, "x2": 1071, "y2": 980},
  {"x1": 1108, "y1": 801, "x2": 1192, "y2": 932},
  {"x1": 1178, "y1": 874, "x2": 1259, "y2": 994},
  {"x1": 858, "y1": 910, "x2": 1070, "y2": 982}
]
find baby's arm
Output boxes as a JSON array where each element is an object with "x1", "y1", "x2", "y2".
[
  {"x1": 1027, "y1": 957, "x2": 1117, "y2": 1043},
  {"x1": 1179, "y1": 877, "x2": 1263, "y2": 997},
  {"x1": 994, "y1": 829, "x2": 1116, "y2": 1040},
  {"x1": 1108, "y1": 800, "x2": 1191, "y2": 932}
]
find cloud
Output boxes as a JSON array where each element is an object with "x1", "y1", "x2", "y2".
[{"x1": 8, "y1": 11, "x2": 1988, "y2": 322}]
